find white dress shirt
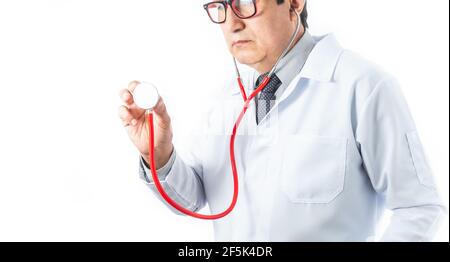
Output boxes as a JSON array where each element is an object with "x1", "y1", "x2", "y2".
[{"x1": 138, "y1": 32, "x2": 445, "y2": 241}]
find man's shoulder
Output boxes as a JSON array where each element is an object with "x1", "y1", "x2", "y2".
[
  {"x1": 334, "y1": 49, "x2": 395, "y2": 85},
  {"x1": 332, "y1": 48, "x2": 403, "y2": 110}
]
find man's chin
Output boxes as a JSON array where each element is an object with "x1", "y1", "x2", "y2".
[{"x1": 233, "y1": 52, "x2": 261, "y2": 67}]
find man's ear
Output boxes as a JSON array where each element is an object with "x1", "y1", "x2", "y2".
[{"x1": 290, "y1": 0, "x2": 305, "y2": 14}]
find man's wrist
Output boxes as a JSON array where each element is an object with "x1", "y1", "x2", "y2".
[{"x1": 141, "y1": 144, "x2": 174, "y2": 170}]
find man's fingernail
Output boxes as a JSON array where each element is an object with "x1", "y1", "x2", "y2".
[{"x1": 131, "y1": 119, "x2": 137, "y2": 126}]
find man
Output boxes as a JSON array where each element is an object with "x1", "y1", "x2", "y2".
[{"x1": 118, "y1": 0, "x2": 445, "y2": 241}]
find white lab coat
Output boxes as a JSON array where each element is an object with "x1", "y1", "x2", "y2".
[{"x1": 140, "y1": 33, "x2": 445, "y2": 241}]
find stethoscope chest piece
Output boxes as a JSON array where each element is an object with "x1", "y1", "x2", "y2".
[{"x1": 133, "y1": 82, "x2": 160, "y2": 110}]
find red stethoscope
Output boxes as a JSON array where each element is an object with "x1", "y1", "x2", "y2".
[{"x1": 133, "y1": 10, "x2": 301, "y2": 220}]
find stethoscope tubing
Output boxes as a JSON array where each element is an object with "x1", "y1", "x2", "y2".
[{"x1": 147, "y1": 9, "x2": 301, "y2": 220}]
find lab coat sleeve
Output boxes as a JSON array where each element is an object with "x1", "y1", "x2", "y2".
[
  {"x1": 138, "y1": 146, "x2": 207, "y2": 215},
  {"x1": 355, "y1": 76, "x2": 447, "y2": 242}
]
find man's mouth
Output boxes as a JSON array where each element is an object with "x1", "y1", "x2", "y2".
[{"x1": 232, "y1": 40, "x2": 251, "y2": 47}]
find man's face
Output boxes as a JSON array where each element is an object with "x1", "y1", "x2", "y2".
[{"x1": 219, "y1": 0, "x2": 300, "y2": 73}]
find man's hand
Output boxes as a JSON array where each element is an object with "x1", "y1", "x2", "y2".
[{"x1": 119, "y1": 81, "x2": 174, "y2": 170}]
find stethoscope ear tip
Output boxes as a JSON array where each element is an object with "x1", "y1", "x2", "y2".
[{"x1": 133, "y1": 81, "x2": 160, "y2": 111}]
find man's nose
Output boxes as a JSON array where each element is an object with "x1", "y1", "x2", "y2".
[{"x1": 225, "y1": 5, "x2": 245, "y2": 33}]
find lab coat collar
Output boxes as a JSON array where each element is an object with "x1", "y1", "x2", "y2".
[
  {"x1": 229, "y1": 33, "x2": 344, "y2": 96},
  {"x1": 299, "y1": 33, "x2": 344, "y2": 82}
]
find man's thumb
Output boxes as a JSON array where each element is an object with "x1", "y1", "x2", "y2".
[{"x1": 152, "y1": 97, "x2": 171, "y2": 129}]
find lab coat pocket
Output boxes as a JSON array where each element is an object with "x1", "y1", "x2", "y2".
[{"x1": 280, "y1": 135, "x2": 348, "y2": 204}]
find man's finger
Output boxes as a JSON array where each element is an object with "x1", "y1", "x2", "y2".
[
  {"x1": 118, "y1": 105, "x2": 137, "y2": 126},
  {"x1": 120, "y1": 89, "x2": 134, "y2": 105},
  {"x1": 127, "y1": 80, "x2": 140, "y2": 93}
]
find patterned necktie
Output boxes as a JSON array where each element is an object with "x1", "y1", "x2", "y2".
[{"x1": 255, "y1": 73, "x2": 282, "y2": 124}]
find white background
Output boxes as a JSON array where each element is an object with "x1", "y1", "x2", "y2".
[{"x1": 0, "y1": 0, "x2": 448, "y2": 241}]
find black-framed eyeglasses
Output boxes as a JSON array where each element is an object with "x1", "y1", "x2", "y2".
[{"x1": 203, "y1": 0, "x2": 257, "y2": 24}]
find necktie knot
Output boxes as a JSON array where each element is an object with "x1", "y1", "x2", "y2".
[{"x1": 255, "y1": 73, "x2": 282, "y2": 94}]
